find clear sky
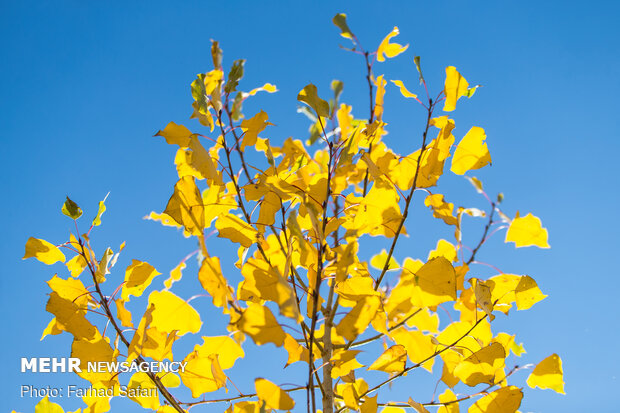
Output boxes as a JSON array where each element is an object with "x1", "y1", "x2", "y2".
[{"x1": 2, "y1": 1, "x2": 619, "y2": 412}]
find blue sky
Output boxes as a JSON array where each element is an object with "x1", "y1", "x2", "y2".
[{"x1": 2, "y1": 1, "x2": 619, "y2": 412}]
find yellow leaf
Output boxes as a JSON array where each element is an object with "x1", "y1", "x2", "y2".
[
  {"x1": 122, "y1": 260, "x2": 161, "y2": 301},
  {"x1": 186, "y1": 136, "x2": 223, "y2": 184},
  {"x1": 23, "y1": 237, "x2": 65, "y2": 264},
  {"x1": 425, "y1": 194, "x2": 457, "y2": 226},
  {"x1": 235, "y1": 303, "x2": 285, "y2": 346},
  {"x1": 374, "y1": 75, "x2": 387, "y2": 121},
  {"x1": 408, "y1": 398, "x2": 430, "y2": 413},
  {"x1": 66, "y1": 254, "x2": 88, "y2": 278},
  {"x1": 390, "y1": 327, "x2": 436, "y2": 372},
  {"x1": 515, "y1": 275, "x2": 547, "y2": 310},
  {"x1": 381, "y1": 407, "x2": 406, "y2": 413},
  {"x1": 40, "y1": 318, "x2": 62, "y2": 340},
  {"x1": 376, "y1": 26, "x2": 408, "y2": 62},
  {"x1": 335, "y1": 275, "x2": 380, "y2": 305},
  {"x1": 257, "y1": 191, "x2": 282, "y2": 230},
  {"x1": 127, "y1": 372, "x2": 159, "y2": 409},
  {"x1": 148, "y1": 290, "x2": 202, "y2": 335},
  {"x1": 155, "y1": 121, "x2": 194, "y2": 147},
  {"x1": 239, "y1": 257, "x2": 300, "y2": 321},
  {"x1": 468, "y1": 386, "x2": 523, "y2": 413},
  {"x1": 370, "y1": 249, "x2": 399, "y2": 271},
  {"x1": 46, "y1": 292, "x2": 97, "y2": 341},
  {"x1": 241, "y1": 111, "x2": 272, "y2": 150},
  {"x1": 474, "y1": 280, "x2": 494, "y2": 320},
  {"x1": 361, "y1": 395, "x2": 378, "y2": 413},
  {"x1": 297, "y1": 84, "x2": 330, "y2": 118},
  {"x1": 255, "y1": 378, "x2": 295, "y2": 410},
  {"x1": 164, "y1": 176, "x2": 205, "y2": 236},
  {"x1": 47, "y1": 275, "x2": 91, "y2": 307},
  {"x1": 114, "y1": 299, "x2": 133, "y2": 328},
  {"x1": 443, "y1": 66, "x2": 469, "y2": 112},
  {"x1": 283, "y1": 333, "x2": 308, "y2": 366},
  {"x1": 368, "y1": 345, "x2": 407, "y2": 373},
  {"x1": 215, "y1": 213, "x2": 258, "y2": 248},
  {"x1": 437, "y1": 388, "x2": 459, "y2": 413},
  {"x1": 410, "y1": 257, "x2": 457, "y2": 308},
  {"x1": 199, "y1": 256, "x2": 233, "y2": 309},
  {"x1": 247, "y1": 83, "x2": 278, "y2": 96},
  {"x1": 331, "y1": 349, "x2": 363, "y2": 378},
  {"x1": 391, "y1": 80, "x2": 417, "y2": 98},
  {"x1": 164, "y1": 261, "x2": 185, "y2": 289},
  {"x1": 428, "y1": 239, "x2": 457, "y2": 262},
  {"x1": 336, "y1": 296, "x2": 381, "y2": 342},
  {"x1": 450, "y1": 127, "x2": 491, "y2": 175},
  {"x1": 453, "y1": 342, "x2": 505, "y2": 386},
  {"x1": 71, "y1": 336, "x2": 117, "y2": 386},
  {"x1": 527, "y1": 353, "x2": 565, "y2": 394},
  {"x1": 92, "y1": 193, "x2": 108, "y2": 227},
  {"x1": 180, "y1": 335, "x2": 244, "y2": 397},
  {"x1": 35, "y1": 396, "x2": 64, "y2": 413},
  {"x1": 210, "y1": 354, "x2": 227, "y2": 389},
  {"x1": 128, "y1": 305, "x2": 175, "y2": 362},
  {"x1": 505, "y1": 212, "x2": 550, "y2": 248},
  {"x1": 81, "y1": 382, "x2": 113, "y2": 413}
]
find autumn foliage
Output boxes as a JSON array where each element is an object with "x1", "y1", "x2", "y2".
[{"x1": 20, "y1": 13, "x2": 563, "y2": 413}]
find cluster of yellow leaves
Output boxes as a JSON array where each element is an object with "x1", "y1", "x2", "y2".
[{"x1": 20, "y1": 14, "x2": 562, "y2": 413}]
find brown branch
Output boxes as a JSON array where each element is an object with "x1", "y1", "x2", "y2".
[
  {"x1": 77, "y1": 240, "x2": 186, "y2": 413},
  {"x1": 466, "y1": 202, "x2": 496, "y2": 265},
  {"x1": 374, "y1": 98, "x2": 436, "y2": 290},
  {"x1": 360, "y1": 314, "x2": 489, "y2": 399}
]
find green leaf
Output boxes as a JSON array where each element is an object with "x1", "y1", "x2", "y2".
[
  {"x1": 297, "y1": 84, "x2": 330, "y2": 118},
  {"x1": 332, "y1": 13, "x2": 354, "y2": 40},
  {"x1": 224, "y1": 59, "x2": 245, "y2": 94},
  {"x1": 331, "y1": 79, "x2": 344, "y2": 116},
  {"x1": 414, "y1": 56, "x2": 424, "y2": 84},
  {"x1": 231, "y1": 91, "x2": 244, "y2": 121},
  {"x1": 191, "y1": 74, "x2": 209, "y2": 112},
  {"x1": 211, "y1": 40, "x2": 222, "y2": 69},
  {"x1": 62, "y1": 196, "x2": 82, "y2": 220}
]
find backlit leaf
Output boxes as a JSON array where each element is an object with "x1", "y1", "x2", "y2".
[
  {"x1": 515, "y1": 275, "x2": 547, "y2": 310},
  {"x1": 155, "y1": 122, "x2": 194, "y2": 147},
  {"x1": 62, "y1": 196, "x2": 82, "y2": 219},
  {"x1": 410, "y1": 257, "x2": 457, "y2": 308},
  {"x1": 368, "y1": 345, "x2": 407, "y2": 373},
  {"x1": 91, "y1": 193, "x2": 109, "y2": 227},
  {"x1": 23, "y1": 237, "x2": 65, "y2": 265},
  {"x1": 148, "y1": 290, "x2": 202, "y2": 336},
  {"x1": 333, "y1": 13, "x2": 354, "y2": 39},
  {"x1": 468, "y1": 386, "x2": 523, "y2": 413},
  {"x1": 443, "y1": 66, "x2": 469, "y2": 112},
  {"x1": 505, "y1": 212, "x2": 550, "y2": 248},
  {"x1": 390, "y1": 80, "x2": 417, "y2": 98},
  {"x1": 225, "y1": 59, "x2": 245, "y2": 93},
  {"x1": 235, "y1": 303, "x2": 285, "y2": 347},
  {"x1": 376, "y1": 26, "x2": 408, "y2": 62},
  {"x1": 122, "y1": 260, "x2": 161, "y2": 301},
  {"x1": 35, "y1": 396, "x2": 64, "y2": 413},
  {"x1": 180, "y1": 335, "x2": 244, "y2": 397},
  {"x1": 453, "y1": 342, "x2": 505, "y2": 386},
  {"x1": 297, "y1": 84, "x2": 330, "y2": 118},
  {"x1": 241, "y1": 111, "x2": 272, "y2": 150},
  {"x1": 450, "y1": 127, "x2": 491, "y2": 175},
  {"x1": 215, "y1": 213, "x2": 258, "y2": 248},
  {"x1": 255, "y1": 378, "x2": 295, "y2": 410},
  {"x1": 526, "y1": 353, "x2": 565, "y2": 394}
]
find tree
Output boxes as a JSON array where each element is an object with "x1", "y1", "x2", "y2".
[{"x1": 19, "y1": 13, "x2": 563, "y2": 413}]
